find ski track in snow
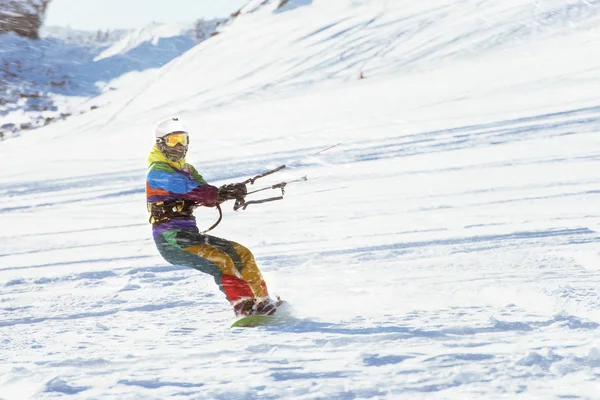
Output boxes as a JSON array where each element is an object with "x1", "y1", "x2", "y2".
[
  {"x1": 2, "y1": 0, "x2": 600, "y2": 399},
  {"x1": 2, "y1": 103, "x2": 600, "y2": 398}
]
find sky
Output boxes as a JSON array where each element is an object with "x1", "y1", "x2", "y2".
[{"x1": 45, "y1": 0, "x2": 250, "y2": 30}]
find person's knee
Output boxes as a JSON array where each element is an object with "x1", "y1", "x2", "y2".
[
  {"x1": 231, "y1": 242, "x2": 254, "y2": 260},
  {"x1": 186, "y1": 244, "x2": 239, "y2": 276},
  {"x1": 155, "y1": 243, "x2": 178, "y2": 263}
]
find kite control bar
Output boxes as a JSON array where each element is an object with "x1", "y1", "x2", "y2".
[{"x1": 233, "y1": 165, "x2": 307, "y2": 211}]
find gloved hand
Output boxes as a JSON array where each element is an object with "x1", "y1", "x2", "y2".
[{"x1": 217, "y1": 183, "x2": 247, "y2": 203}]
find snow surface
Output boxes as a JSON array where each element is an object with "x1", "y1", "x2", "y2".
[{"x1": 1, "y1": 0, "x2": 600, "y2": 398}]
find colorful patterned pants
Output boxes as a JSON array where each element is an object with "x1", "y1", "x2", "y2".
[{"x1": 154, "y1": 225, "x2": 269, "y2": 305}]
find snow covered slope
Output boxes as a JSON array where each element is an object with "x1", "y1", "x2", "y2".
[
  {"x1": 0, "y1": 23, "x2": 200, "y2": 139},
  {"x1": 1, "y1": 0, "x2": 600, "y2": 398},
  {"x1": 40, "y1": 26, "x2": 130, "y2": 47},
  {"x1": 93, "y1": 23, "x2": 196, "y2": 62}
]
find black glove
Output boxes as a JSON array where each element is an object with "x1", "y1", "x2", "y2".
[{"x1": 217, "y1": 183, "x2": 247, "y2": 203}]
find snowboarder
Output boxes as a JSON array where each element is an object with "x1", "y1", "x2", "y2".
[{"x1": 146, "y1": 118, "x2": 280, "y2": 316}]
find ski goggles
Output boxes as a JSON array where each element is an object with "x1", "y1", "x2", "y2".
[{"x1": 162, "y1": 133, "x2": 189, "y2": 147}]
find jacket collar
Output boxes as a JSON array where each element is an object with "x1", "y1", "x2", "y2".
[{"x1": 148, "y1": 145, "x2": 186, "y2": 170}]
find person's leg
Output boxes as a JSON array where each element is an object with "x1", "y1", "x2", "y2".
[
  {"x1": 183, "y1": 242, "x2": 257, "y2": 304},
  {"x1": 182, "y1": 235, "x2": 270, "y2": 300},
  {"x1": 154, "y1": 230, "x2": 225, "y2": 286},
  {"x1": 209, "y1": 239, "x2": 280, "y2": 315},
  {"x1": 154, "y1": 228, "x2": 271, "y2": 307},
  {"x1": 230, "y1": 242, "x2": 269, "y2": 298}
]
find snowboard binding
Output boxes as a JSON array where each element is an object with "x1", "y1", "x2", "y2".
[{"x1": 233, "y1": 296, "x2": 284, "y2": 317}]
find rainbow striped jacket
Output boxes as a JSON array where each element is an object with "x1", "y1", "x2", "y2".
[{"x1": 146, "y1": 145, "x2": 218, "y2": 230}]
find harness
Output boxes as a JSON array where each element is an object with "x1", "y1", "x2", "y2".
[{"x1": 148, "y1": 199, "x2": 196, "y2": 226}]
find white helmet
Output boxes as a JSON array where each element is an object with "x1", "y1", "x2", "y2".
[
  {"x1": 155, "y1": 117, "x2": 189, "y2": 162},
  {"x1": 155, "y1": 117, "x2": 188, "y2": 138}
]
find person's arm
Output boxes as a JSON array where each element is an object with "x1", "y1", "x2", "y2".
[
  {"x1": 188, "y1": 164, "x2": 209, "y2": 185},
  {"x1": 187, "y1": 165, "x2": 247, "y2": 205},
  {"x1": 147, "y1": 163, "x2": 218, "y2": 206}
]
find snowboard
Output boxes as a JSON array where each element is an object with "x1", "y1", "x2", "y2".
[{"x1": 231, "y1": 314, "x2": 296, "y2": 328}]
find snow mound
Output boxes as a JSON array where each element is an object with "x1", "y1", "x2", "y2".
[
  {"x1": 238, "y1": 0, "x2": 312, "y2": 15},
  {"x1": 41, "y1": 25, "x2": 130, "y2": 47},
  {"x1": 94, "y1": 22, "x2": 194, "y2": 62}
]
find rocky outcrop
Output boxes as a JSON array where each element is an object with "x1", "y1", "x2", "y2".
[{"x1": 0, "y1": 0, "x2": 51, "y2": 39}]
